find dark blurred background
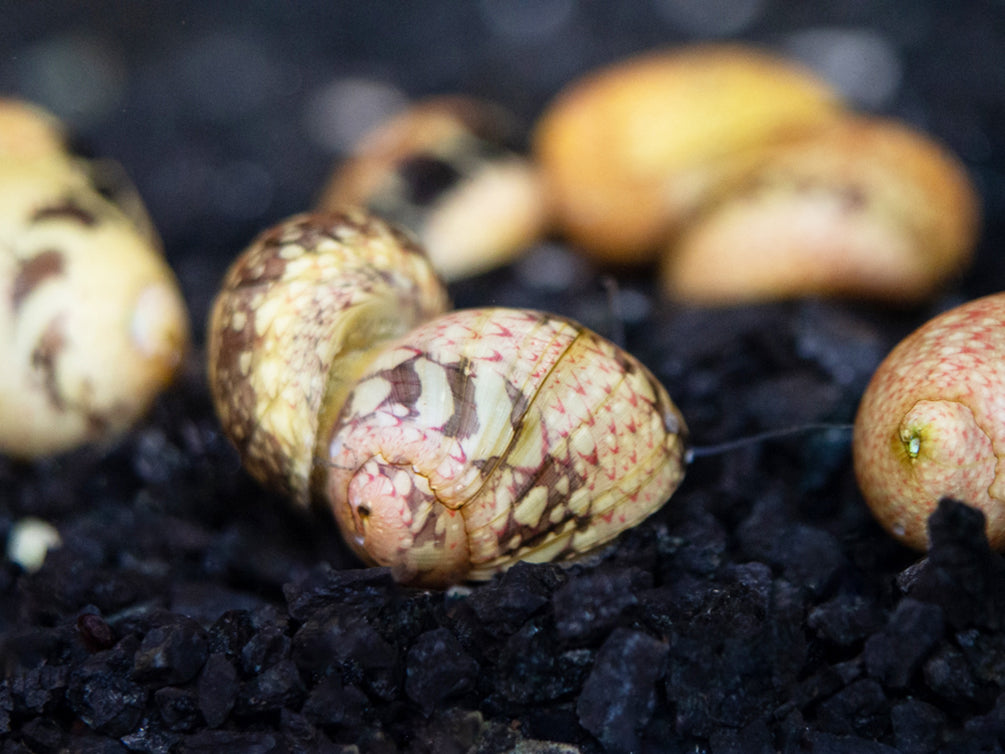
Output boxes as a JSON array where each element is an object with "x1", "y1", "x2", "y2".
[{"x1": 2, "y1": 1, "x2": 1004, "y2": 333}]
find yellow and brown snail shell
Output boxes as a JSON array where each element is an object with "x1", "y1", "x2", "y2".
[
  {"x1": 0, "y1": 100, "x2": 189, "y2": 458},
  {"x1": 318, "y1": 96, "x2": 549, "y2": 281},
  {"x1": 207, "y1": 209, "x2": 688, "y2": 587},
  {"x1": 661, "y1": 116, "x2": 980, "y2": 305},
  {"x1": 533, "y1": 44, "x2": 844, "y2": 264},
  {"x1": 532, "y1": 43, "x2": 979, "y2": 306}
]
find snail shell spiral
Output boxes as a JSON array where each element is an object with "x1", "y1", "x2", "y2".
[
  {"x1": 207, "y1": 210, "x2": 449, "y2": 505},
  {"x1": 853, "y1": 293, "x2": 1005, "y2": 549},
  {"x1": 207, "y1": 210, "x2": 688, "y2": 586}
]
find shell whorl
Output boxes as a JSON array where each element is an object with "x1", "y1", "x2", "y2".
[
  {"x1": 207, "y1": 210, "x2": 449, "y2": 505},
  {"x1": 853, "y1": 294, "x2": 1005, "y2": 549},
  {"x1": 321, "y1": 307, "x2": 688, "y2": 586}
]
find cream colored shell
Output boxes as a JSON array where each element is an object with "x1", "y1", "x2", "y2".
[
  {"x1": 207, "y1": 209, "x2": 450, "y2": 506},
  {"x1": 533, "y1": 44, "x2": 844, "y2": 263},
  {"x1": 661, "y1": 116, "x2": 980, "y2": 305},
  {"x1": 0, "y1": 99, "x2": 69, "y2": 161},
  {"x1": 318, "y1": 96, "x2": 549, "y2": 280},
  {"x1": 207, "y1": 211, "x2": 688, "y2": 586},
  {"x1": 0, "y1": 155, "x2": 189, "y2": 457}
]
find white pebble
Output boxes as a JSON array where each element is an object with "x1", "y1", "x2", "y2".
[{"x1": 7, "y1": 517, "x2": 61, "y2": 572}]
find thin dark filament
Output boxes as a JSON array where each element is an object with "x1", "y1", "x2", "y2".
[{"x1": 685, "y1": 423, "x2": 854, "y2": 464}]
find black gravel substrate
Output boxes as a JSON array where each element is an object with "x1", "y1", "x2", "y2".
[{"x1": 4, "y1": 3, "x2": 1005, "y2": 753}]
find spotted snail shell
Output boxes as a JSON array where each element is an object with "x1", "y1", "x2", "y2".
[
  {"x1": 853, "y1": 293, "x2": 1005, "y2": 550},
  {"x1": 207, "y1": 209, "x2": 688, "y2": 587},
  {"x1": 0, "y1": 99, "x2": 189, "y2": 458}
]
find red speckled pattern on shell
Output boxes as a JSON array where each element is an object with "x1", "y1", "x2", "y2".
[
  {"x1": 853, "y1": 293, "x2": 1005, "y2": 549},
  {"x1": 322, "y1": 307, "x2": 688, "y2": 586}
]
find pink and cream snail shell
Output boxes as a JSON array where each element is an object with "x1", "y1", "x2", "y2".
[{"x1": 206, "y1": 209, "x2": 688, "y2": 587}]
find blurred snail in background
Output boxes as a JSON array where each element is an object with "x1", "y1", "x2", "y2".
[
  {"x1": 318, "y1": 96, "x2": 549, "y2": 281},
  {"x1": 854, "y1": 293, "x2": 1005, "y2": 550},
  {"x1": 661, "y1": 116, "x2": 980, "y2": 305},
  {"x1": 533, "y1": 44, "x2": 980, "y2": 304},
  {"x1": 0, "y1": 99, "x2": 69, "y2": 161},
  {"x1": 533, "y1": 44, "x2": 844, "y2": 265},
  {"x1": 207, "y1": 209, "x2": 688, "y2": 587},
  {"x1": 0, "y1": 99, "x2": 189, "y2": 458}
]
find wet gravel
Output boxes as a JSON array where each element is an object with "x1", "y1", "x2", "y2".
[{"x1": 4, "y1": 2, "x2": 1005, "y2": 752}]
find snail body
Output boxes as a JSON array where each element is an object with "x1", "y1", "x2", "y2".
[
  {"x1": 853, "y1": 293, "x2": 1005, "y2": 549},
  {"x1": 208, "y1": 210, "x2": 687, "y2": 586}
]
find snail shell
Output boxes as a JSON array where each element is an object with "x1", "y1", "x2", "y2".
[
  {"x1": 0, "y1": 105, "x2": 189, "y2": 458},
  {"x1": 853, "y1": 293, "x2": 1005, "y2": 549},
  {"x1": 0, "y1": 99, "x2": 69, "y2": 161},
  {"x1": 318, "y1": 96, "x2": 549, "y2": 280},
  {"x1": 207, "y1": 210, "x2": 688, "y2": 586},
  {"x1": 533, "y1": 44, "x2": 843, "y2": 264},
  {"x1": 207, "y1": 210, "x2": 449, "y2": 506},
  {"x1": 661, "y1": 116, "x2": 980, "y2": 305}
]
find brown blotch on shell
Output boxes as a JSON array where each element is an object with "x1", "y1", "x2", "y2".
[
  {"x1": 29, "y1": 317, "x2": 67, "y2": 412},
  {"x1": 382, "y1": 358, "x2": 423, "y2": 410},
  {"x1": 31, "y1": 198, "x2": 99, "y2": 227},
  {"x1": 13, "y1": 250, "x2": 65, "y2": 312},
  {"x1": 441, "y1": 358, "x2": 480, "y2": 440}
]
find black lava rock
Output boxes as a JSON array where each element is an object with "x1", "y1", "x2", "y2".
[
  {"x1": 905, "y1": 499, "x2": 1005, "y2": 630},
  {"x1": 864, "y1": 599, "x2": 945, "y2": 689},
  {"x1": 196, "y1": 653, "x2": 238, "y2": 728},
  {"x1": 234, "y1": 658, "x2": 305, "y2": 715},
  {"x1": 815, "y1": 678, "x2": 889, "y2": 739},
  {"x1": 405, "y1": 627, "x2": 479, "y2": 716},
  {"x1": 154, "y1": 686, "x2": 202, "y2": 732},
  {"x1": 890, "y1": 698, "x2": 946, "y2": 754},
  {"x1": 577, "y1": 627, "x2": 669, "y2": 753},
  {"x1": 494, "y1": 619, "x2": 589, "y2": 706},
  {"x1": 66, "y1": 650, "x2": 148, "y2": 738},
  {"x1": 300, "y1": 673, "x2": 367, "y2": 729},
  {"x1": 808, "y1": 592, "x2": 885, "y2": 646},
  {"x1": 132, "y1": 614, "x2": 208, "y2": 686},
  {"x1": 552, "y1": 567, "x2": 649, "y2": 642}
]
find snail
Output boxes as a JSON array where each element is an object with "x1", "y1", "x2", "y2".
[
  {"x1": 318, "y1": 96, "x2": 549, "y2": 281},
  {"x1": 532, "y1": 44, "x2": 980, "y2": 305},
  {"x1": 853, "y1": 293, "x2": 1005, "y2": 550},
  {"x1": 0, "y1": 100, "x2": 189, "y2": 458},
  {"x1": 0, "y1": 98, "x2": 70, "y2": 161},
  {"x1": 533, "y1": 44, "x2": 844, "y2": 264},
  {"x1": 660, "y1": 116, "x2": 980, "y2": 305},
  {"x1": 207, "y1": 209, "x2": 688, "y2": 587}
]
